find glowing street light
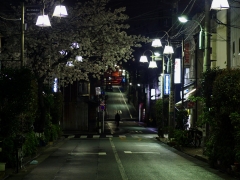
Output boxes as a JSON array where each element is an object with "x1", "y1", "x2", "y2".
[
  {"x1": 139, "y1": 50, "x2": 159, "y2": 68},
  {"x1": 210, "y1": 0, "x2": 229, "y2": 10}
]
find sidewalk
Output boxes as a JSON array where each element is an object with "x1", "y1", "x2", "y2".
[
  {"x1": 0, "y1": 137, "x2": 68, "y2": 180},
  {"x1": 135, "y1": 122, "x2": 208, "y2": 162},
  {"x1": 0, "y1": 123, "x2": 112, "y2": 180},
  {"x1": 157, "y1": 136, "x2": 208, "y2": 163}
]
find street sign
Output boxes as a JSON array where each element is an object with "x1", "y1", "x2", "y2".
[
  {"x1": 100, "y1": 101, "x2": 105, "y2": 111},
  {"x1": 100, "y1": 105, "x2": 105, "y2": 110},
  {"x1": 164, "y1": 74, "x2": 170, "y2": 95},
  {"x1": 95, "y1": 87, "x2": 101, "y2": 95}
]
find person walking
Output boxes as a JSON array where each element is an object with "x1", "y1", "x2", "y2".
[{"x1": 115, "y1": 111, "x2": 120, "y2": 129}]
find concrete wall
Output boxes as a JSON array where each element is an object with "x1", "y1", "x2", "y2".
[
  {"x1": 230, "y1": 7, "x2": 240, "y2": 68},
  {"x1": 215, "y1": 11, "x2": 228, "y2": 69}
]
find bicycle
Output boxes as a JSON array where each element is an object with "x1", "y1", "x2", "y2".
[{"x1": 182, "y1": 128, "x2": 202, "y2": 147}]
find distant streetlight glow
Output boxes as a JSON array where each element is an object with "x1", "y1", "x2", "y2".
[{"x1": 75, "y1": 56, "x2": 83, "y2": 62}]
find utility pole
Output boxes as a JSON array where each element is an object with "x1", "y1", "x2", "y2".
[
  {"x1": 21, "y1": 2, "x2": 24, "y2": 67},
  {"x1": 204, "y1": 0, "x2": 211, "y2": 72},
  {"x1": 181, "y1": 36, "x2": 185, "y2": 109},
  {"x1": 202, "y1": 0, "x2": 211, "y2": 145},
  {"x1": 168, "y1": 0, "x2": 178, "y2": 138},
  {"x1": 168, "y1": 52, "x2": 175, "y2": 138}
]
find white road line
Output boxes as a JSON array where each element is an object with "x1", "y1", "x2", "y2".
[
  {"x1": 69, "y1": 152, "x2": 106, "y2": 155},
  {"x1": 68, "y1": 135, "x2": 75, "y2": 139},
  {"x1": 106, "y1": 135, "x2": 113, "y2": 138},
  {"x1": 93, "y1": 135, "x2": 100, "y2": 138},
  {"x1": 80, "y1": 135, "x2": 87, "y2": 138},
  {"x1": 124, "y1": 151, "x2": 160, "y2": 154},
  {"x1": 109, "y1": 138, "x2": 128, "y2": 180},
  {"x1": 131, "y1": 135, "x2": 139, "y2": 138},
  {"x1": 119, "y1": 135, "x2": 126, "y2": 138},
  {"x1": 118, "y1": 87, "x2": 133, "y2": 119}
]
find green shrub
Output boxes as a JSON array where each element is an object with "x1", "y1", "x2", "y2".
[
  {"x1": 173, "y1": 129, "x2": 188, "y2": 146},
  {"x1": 0, "y1": 68, "x2": 38, "y2": 166},
  {"x1": 22, "y1": 131, "x2": 38, "y2": 157},
  {"x1": 51, "y1": 92, "x2": 63, "y2": 124},
  {"x1": 201, "y1": 69, "x2": 240, "y2": 168}
]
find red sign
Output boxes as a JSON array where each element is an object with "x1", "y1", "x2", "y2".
[{"x1": 187, "y1": 101, "x2": 195, "y2": 109}]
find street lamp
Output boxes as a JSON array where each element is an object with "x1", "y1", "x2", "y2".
[
  {"x1": 21, "y1": 2, "x2": 68, "y2": 66},
  {"x1": 210, "y1": 0, "x2": 229, "y2": 10},
  {"x1": 178, "y1": 15, "x2": 204, "y2": 50},
  {"x1": 151, "y1": 32, "x2": 174, "y2": 138},
  {"x1": 139, "y1": 50, "x2": 159, "y2": 68},
  {"x1": 151, "y1": 31, "x2": 174, "y2": 54},
  {"x1": 152, "y1": 39, "x2": 162, "y2": 47},
  {"x1": 36, "y1": 4, "x2": 68, "y2": 27}
]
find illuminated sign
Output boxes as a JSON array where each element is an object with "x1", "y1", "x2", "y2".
[
  {"x1": 151, "y1": 89, "x2": 156, "y2": 100},
  {"x1": 174, "y1": 58, "x2": 181, "y2": 84},
  {"x1": 164, "y1": 74, "x2": 170, "y2": 95},
  {"x1": 53, "y1": 78, "x2": 58, "y2": 92},
  {"x1": 95, "y1": 87, "x2": 101, "y2": 95}
]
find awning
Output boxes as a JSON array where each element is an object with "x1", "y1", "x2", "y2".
[
  {"x1": 185, "y1": 88, "x2": 196, "y2": 99},
  {"x1": 175, "y1": 88, "x2": 196, "y2": 108},
  {"x1": 184, "y1": 81, "x2": 195, "y2": 88},
  {"x1": 175, "y1": 99, "x2": 188, "y2": 106}
]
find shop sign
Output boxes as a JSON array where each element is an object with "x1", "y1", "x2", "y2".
[
  {"x1": 174, "y1": 58, "x2": 181, "y2": 84},
  {"x1": 164, "y1": 74, "x2": 170, "y2": 95}
]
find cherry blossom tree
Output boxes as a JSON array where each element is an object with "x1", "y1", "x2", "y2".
[
  {"x1": 1, "y1": 0, "x2": 149, "y2": 83},
  {"x1": 0, "y1": 0, "x2": 149, "y2": 131}
]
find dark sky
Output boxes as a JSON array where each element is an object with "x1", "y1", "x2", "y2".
[
  {"x1": 107, "y1": 0, "x2": 204, "y2": 38},
  {"x1": 0, "y1": 0, "x2": 204, "y2": 38}
]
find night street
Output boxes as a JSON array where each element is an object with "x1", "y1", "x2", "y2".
[
  {"x1": 5, "y1": 86, "x2": 235, "y2": 180},
  {"x1": 6, "y1": 121, "x2": 234, "y2": 180},
  {"x1": 105, "y1": 86, "x2": 137, "y2": 121},
  {"x1": 1, "y1": 0, "x2": 239, "y2": 179}
]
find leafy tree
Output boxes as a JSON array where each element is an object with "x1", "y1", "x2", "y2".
[
  {"x1": 0, "y1": 68, "x2": 38, "y2": 164},
  {"x1": 0, "y1": 0, "x2": 149, "y2": 132},
  {"x1": 0, "y1": 68, "x2": 37, "y2": 137}
]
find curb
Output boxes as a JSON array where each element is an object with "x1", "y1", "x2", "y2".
[
  {"x1": 1, "y1": 137, "x2": 67, "y2": 180},
  {"x1": 156, "y1": 137, "x2": 208, "y2": 163}
]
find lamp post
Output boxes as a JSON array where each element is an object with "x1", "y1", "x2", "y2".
[
  {"x1": 139, "y1": 50, "x2": 159, "y2": 123},
  {"x1": 181, "y1": 36, "x2": 184, "y2": 109},
  {"x1": 21, "y1": 2, "x2": 24, "y2": 67},
  {"x1": 139, "y1": 50, "x2": 159, "y2": 68},
  {"x1": 151, "y1": 32, "x2": 174, "y2": 138},
  {"x1": 20, "y1": 2, "x2": 68, "y2": 67}
]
